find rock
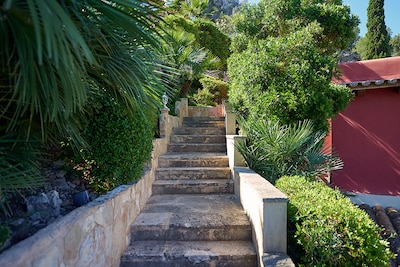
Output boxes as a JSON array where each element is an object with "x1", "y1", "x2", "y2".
[
  {"x1": 9, "y1": 223, "x2": 31, "y2": 244},
  {"x1": 55, "y1": 170, "x2": 67, "y2": 179},
  {"x1": 53, "y1": 178, "x2": 70, "y2": 190},
  {"x1": 89, "y1": 192, "x2": 98, "y2": 201},
  {"x1": 26, "y1": 190, "x2": 62, "y2": 222},
  {"x1": 67, "y1": 182, "x2": 77, "y2": 189},
  {"x1": 26, "y1": 193, "x2": 50, "y2": 213},
  {"x1": 9, "y1": 218, "x2": 26, "y2": 227},
  {"x1": 52, "y1": 160, "x2": 65, "y2": 170},
  {"x1": 46, "y1": 190, "x2": 62, "y2": 216}
]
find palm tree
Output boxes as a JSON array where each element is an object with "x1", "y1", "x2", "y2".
[
  {"x1": 168, "y1": 0, "x2": 212, "y2": 20},
  {"x1": 160, "y1": 14, "x2": 221, "y2": 99},
  {"x1": 0, "y1": 0, "x2": 171, "y2": 214},
  {"x1": 236, "y1": 119, "x2": 343, "y2": 184}
]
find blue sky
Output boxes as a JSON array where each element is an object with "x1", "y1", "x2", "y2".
[{"x1": 246, "y1": 0, "x2": 400, "y2": 37}]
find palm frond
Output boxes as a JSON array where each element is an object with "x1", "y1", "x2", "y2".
[
  {"x1": 0, "y1": 132, "x2": 46, "y2": 216},
  {"x1": 237, "y1": 117, "x2": 343, "y2": 184},
  {"x1": 0, "y1": 0, "x2": 174, "y2": 215},
  {"x1": 1, "y1": 0, "x2": 173, "y2": 144}
]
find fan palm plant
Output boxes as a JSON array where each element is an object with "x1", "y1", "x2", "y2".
[
  {"x1": 160, "y1": 23, "x2": 218, "y2": 98},
  {"x1": 0, "y1": 0, "x2": 173, "y2": 215},
  {"x1": 168, "y1": 0, "x2": 212, "y2": 20},
  {"x1": 236, "y1": 118, "x2": 343, "y2": 184}
]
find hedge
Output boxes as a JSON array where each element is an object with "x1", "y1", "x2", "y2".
[
  {"x1": 276, "y1": 176, "x2": 394, "y2": 266},
  {"x1": 82, "y1": 95, "x2": 154, "y2": 194}
]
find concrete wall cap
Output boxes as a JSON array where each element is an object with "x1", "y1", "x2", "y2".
[
  {"x1": 234, "y1": 167, "x2": 288, "y2": 200},
  {"x1": 226, "y1": 135, "x2": 246, "y2": 139}
]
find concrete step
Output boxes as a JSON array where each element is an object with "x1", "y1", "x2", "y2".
[
  {"x1": 170, "y1": 135, "x2": 226, "y2": 144},
  {"x1": 129, "y1": 195, "x2": 252, "y2": 241},
  {"x1": 167, "y1": 143, "x2": 226, "y2": 153},
  {"x1": 120, "y1": 240, "x2": 257, "y2": 267},
  {"x1": 158, "y1": 153, "x2": 228, "y2": 168},
  {"x1": 156, "y1": 167, "x2": 231, "y2": 180},
  {"x1": 183, "y1": 117, "x2": 225, "y2": 123},
  {"x1": 120, "y1": 116, "x2": 257, "y2": 266},
  {"x1": 182, "y1": 121, "x2": 225, "y2": 128},
  {"x1": 172, "y1": 127, "x2": 225, "y2": 135},
  {"x1": 152, "y1": 179, "x2": 233, "y2": 194}
]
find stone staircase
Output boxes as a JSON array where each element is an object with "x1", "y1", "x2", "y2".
[{"x1": 120, "y1": 116, "x2": 257, "y2": 267}]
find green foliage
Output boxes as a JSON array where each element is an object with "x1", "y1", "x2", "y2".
[
  {"x1": 0, "y1": 1, "x2": 171, "y2": 202},
  {"x1": 169, "y1": 0, "x2": 212, "y2": 20},
  {"x1": 365, "y1": 0, "x2": 391, "y2": 59},
  {"x1": 231, "y1": 0, "x2": 359, "y2": 55},
  {"x1": 354, "y1": 36, "x2": 369, "y2": 60},
  {"x1": 390, "y1": 34, "x2": 400, "y2": 56},
  {"x1": 232, "y1": 0, "x2": 301, "y2": 43},
  {"x1": 276, "y1": 176, "x2": 395, "y2": 266},
  {"x1": 0, "y1": 224, "x2": 10, "y2": 248},
  {"x1": 82, "y1": 94, "x2": 153, "y2": 194},
  {"x1": 193, "y1": 88, "x2": 215, "y2": 106},
  {"x1": 208, "y1": 0, "x2": 240, "y2": 19},
  {"x1": 193, "y1": 75, "x2": 228, "y2": 106},
  {"x1": 236, "y1": 119, "x2": 343, "y2": 184},
  {"x1": 160, "y1": 14, "x2": 229, "y2": 103},
  {"x1": 301, "y1": 2, "x2": 359, "y2": 53},
  {"x1": 165, "y1": 16, "x2": 230, "y2": 70},
  {"x1": 228, "y1": 27, "x2": 353, "y2": 132},
  {"x1": 192, "y1": 19, "x2": 231, "y2": 69},
  {"x1": 169, "y1": 0, "x2": 240, "y2": 21},
  {"x1": 1, "y1": 0, "x2": 169, "y2": 145},
  {"x1": 0, "y1": 136, "x2": 46, "y2": 217}
]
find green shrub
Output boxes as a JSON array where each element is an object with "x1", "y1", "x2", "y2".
[
  {"x1": 192, "y1": 88, "x2": 214, "y2": 106},
  {"x1": 193, "y1": 19, "x2": 231, "y2": 70},
  {"x1": 192, "y1": 75, "x2": 228, "y2": 106},
  {"x1": 82, "y1": 95, "x2": 153, "y2": 194},
  {"x1": 0, "y1": 224, "x2": 9, "y2": 249},
  {"x1": 228, "y1": 25, "x2": 353, "y2": 133},
  {"x1": 236, "y1": 119, "x2": 343, "y2": 184},
  {"x1": 276, "y1": 176, "x2": 395, "y2": 266}
]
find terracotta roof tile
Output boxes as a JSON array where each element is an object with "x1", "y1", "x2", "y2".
[{"x1": 359, "y1": 204, "x2": 400, "y2": 266}]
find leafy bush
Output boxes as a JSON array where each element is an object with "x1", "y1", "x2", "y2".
[
  {"x1": 165, "y1": 16, "x2": 232, "y2": 70},
  {"x1": 192, "y1": 75, "x2": 228, "y2": 106},
  {"x1": 192, "y1": 88, "x2": 214, "y2": 106},
  {"x1": 231, "y1": 0, "x2": 358, "y2": 55},
  {"x1": 276, "y1": 176, "x2": 395, "y2": 266},
  {"x1": 228, "y1": 25, "x2": 353, "y2": 133},
  {"x1": 82, "y1": 95, "x2": 154, "y2": 194},
  {"x1": 193, "y1": 19, "x2": 231, "y2": 69},
  {"x1": 236, "y1": 119, "x2": 343, "y2": 184}
]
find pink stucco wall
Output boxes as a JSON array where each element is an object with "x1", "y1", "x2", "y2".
[{"x1": 331, "y1": 88, "x2": 400, "y2": 196}]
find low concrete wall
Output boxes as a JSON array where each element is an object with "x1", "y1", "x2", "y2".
[
  {"x1": 232, "y1": 167, "x2": 292, "y2": 267},
  {"x1": 226, "y1": 135, "x2": 246, "y2": 168},
  {"x1": 226, "y1": 132, "x2": 295, "y2": 267},
  {"x1": 0, "y1": 114, "x2": 179, "y2": 267}
]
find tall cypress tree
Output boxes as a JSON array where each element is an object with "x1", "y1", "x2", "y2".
[{"x1": 365, "y1": 0, "x2": 391, "y2": 59}]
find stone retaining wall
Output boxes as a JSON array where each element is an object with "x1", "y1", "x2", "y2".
[{"x1": 0, "y1": 114, "x2": 179, "y2": 267}]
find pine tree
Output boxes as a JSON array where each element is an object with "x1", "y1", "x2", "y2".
[{"x1": 365, "y1": 0, "x2": 391, "y2": 59}]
